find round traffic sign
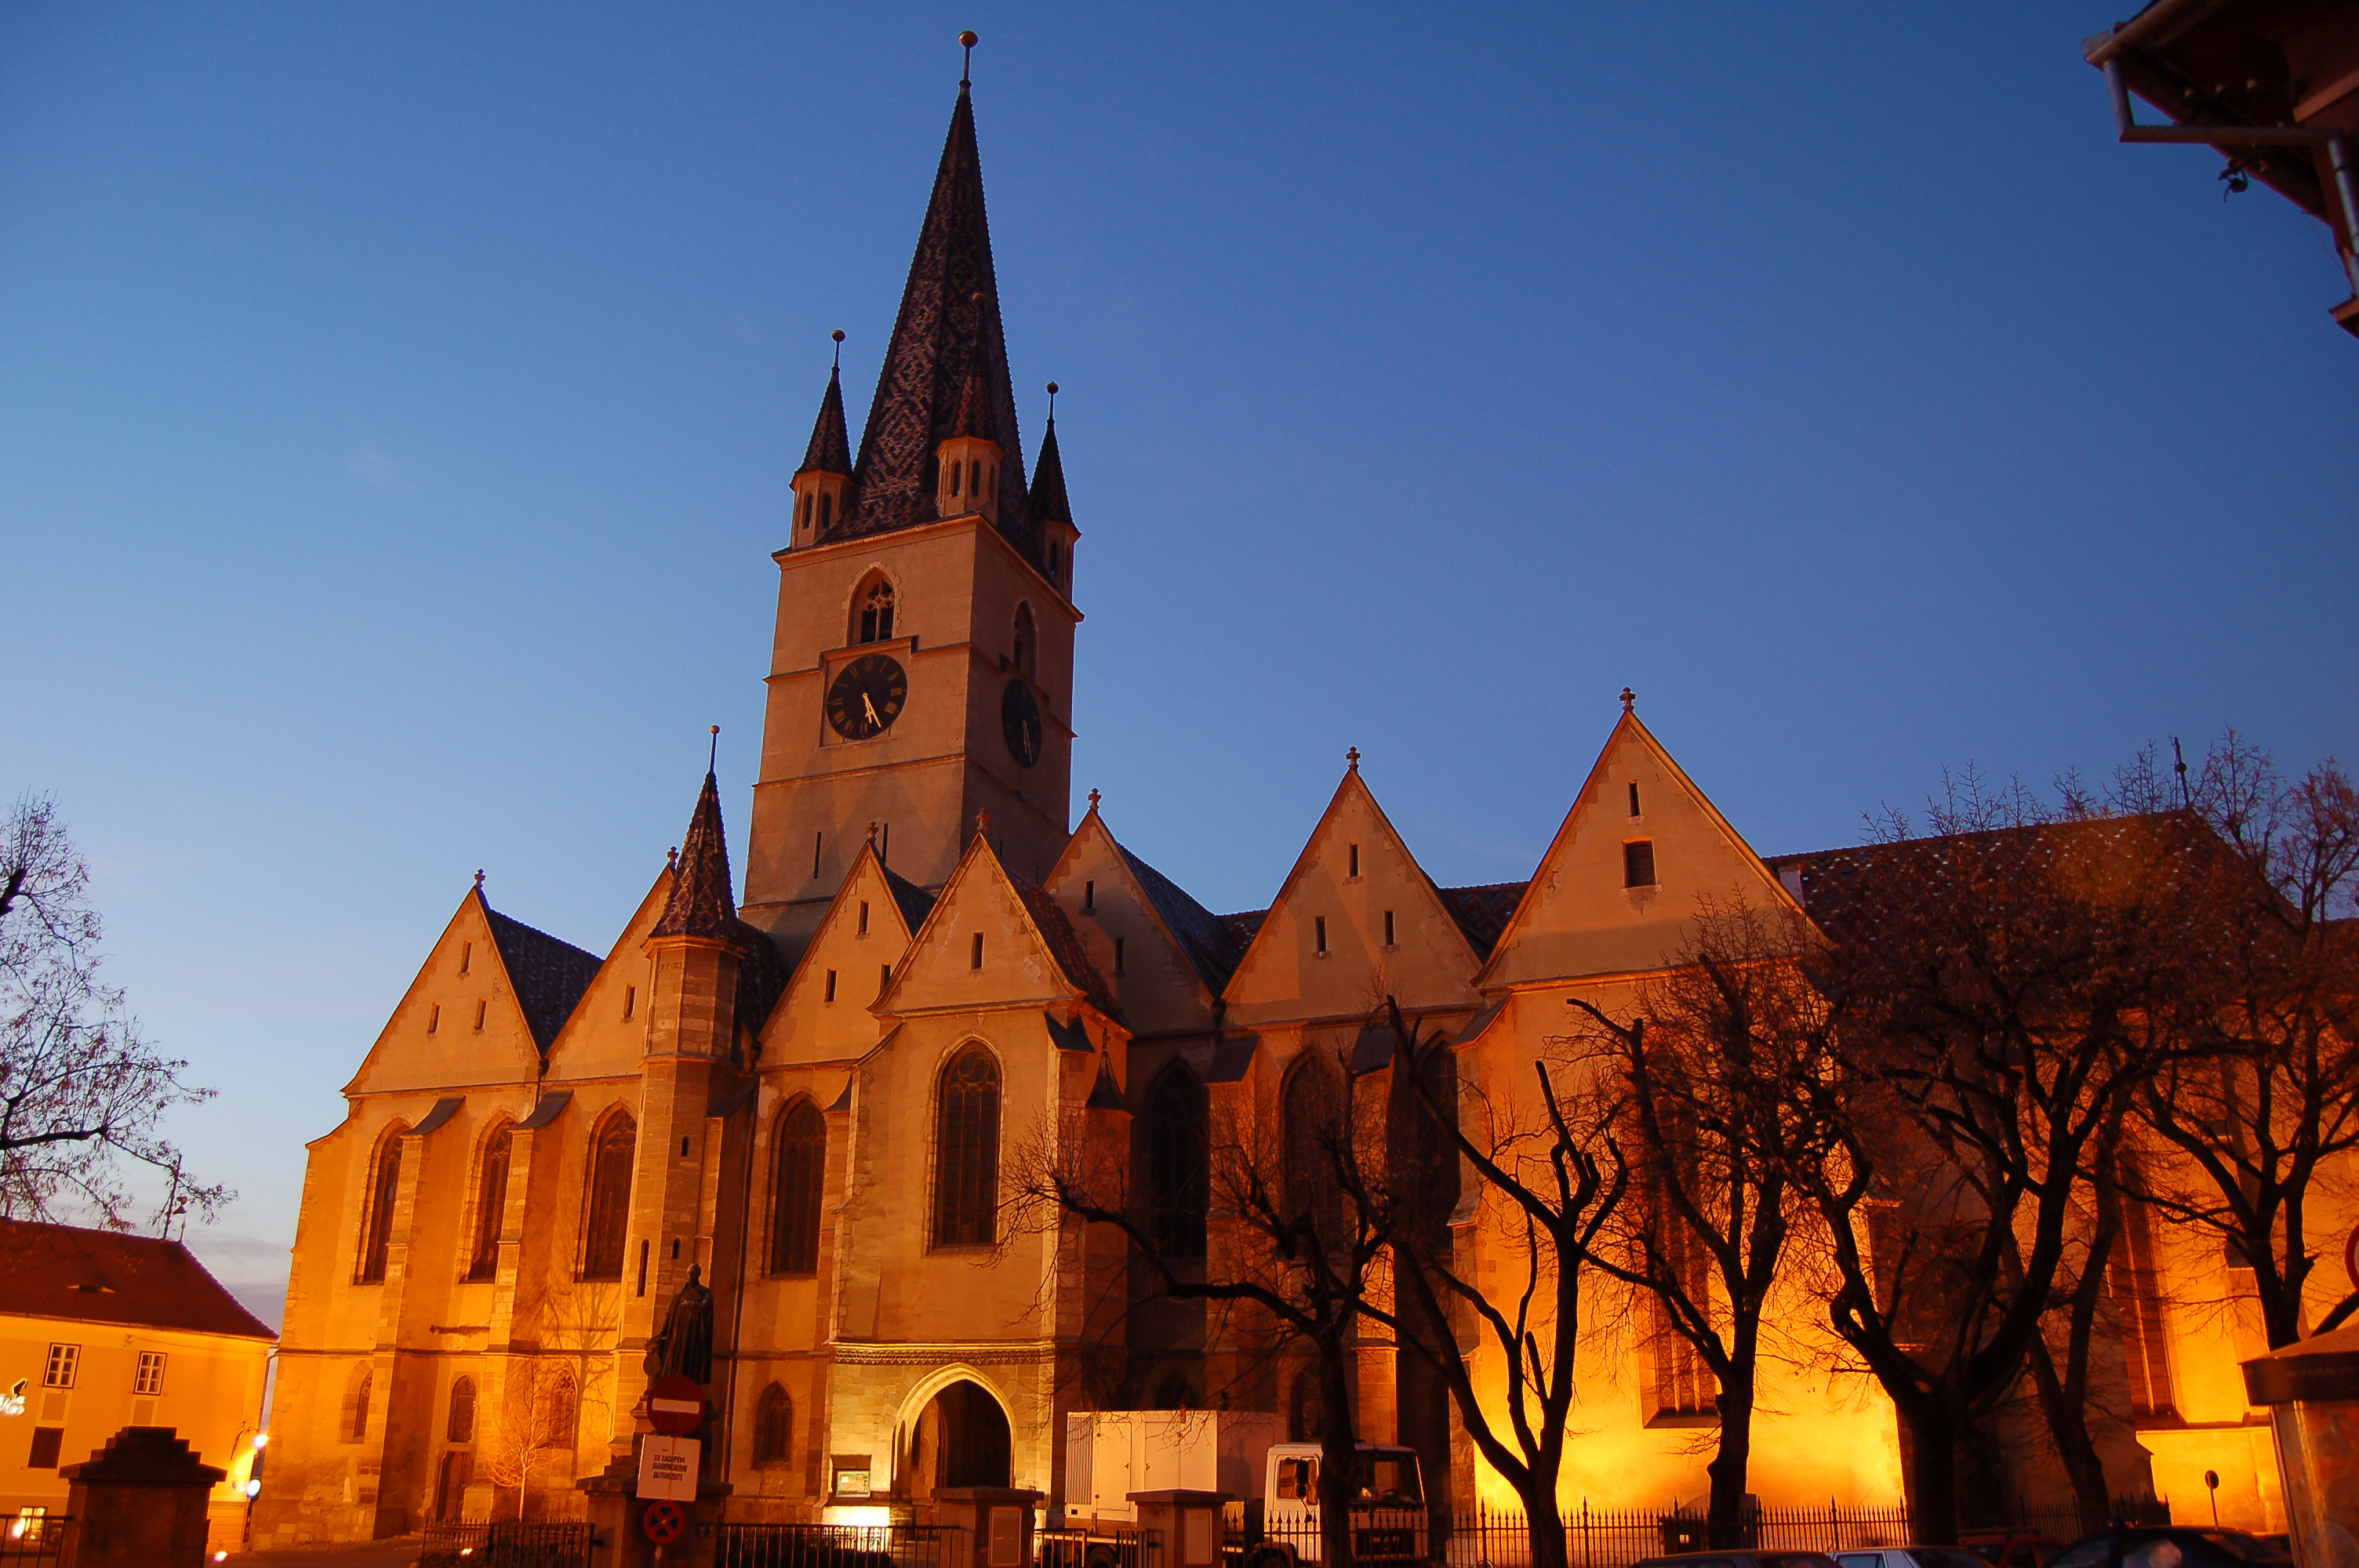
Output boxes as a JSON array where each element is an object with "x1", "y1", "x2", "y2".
[
  {"x1": 647, "y1": 1375, "x2": 704, "y2": 1437},
  {"x1": 645, "y1": 1500, "x2": 686, "y2": 1544}
]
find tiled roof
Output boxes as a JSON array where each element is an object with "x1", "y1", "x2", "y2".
[
  {"x1": 1029, "y1": 416, "x2": 1072, "y2": 527},
  {"x1": 1044, "y1": 1011, "x2": 1094, "y2": 1053},
  {"x1": 882, "y1": 862, "x2": 938, "y2": 936},
  {"x1": 1435, "y1": 882, "x2": 1528, "y2": 960},
  {"x1": 482, "y1": 905, "x2": 602, "y2": 1054},
  {"x1": 827, "y1": 87, "x2": 1034, "y2": 553},
  {"x1": 1010, "y1": 868, "x2": 1121, "y2": 1018},
  {"x1": 1118, "y1": 843, "x2": 1248, "y2": 995},
  {"x1": 1219, "y1": 910, "x2": 1268, "y2": 952},
  {"x1": 653, "y1": 772, "x2": 740, "y2": 940},
  {"x1": 1205, "y1": 1035, "x2": 1259, "y2": 1083},
  {"x1": 798, "y1": 365, "x2": 852, "y2": 476},
  {"x1": 732, "y1": 922, "x2": 790, "y2": 1038},
  {"x1": 0, "y1": 1219, "x2": 274, "y2": 1341},
  {"x1": 1087, "y1": 1057, "x2": 1126, "y2": 1110}
]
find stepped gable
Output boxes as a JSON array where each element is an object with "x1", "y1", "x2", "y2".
[
  {"x1": 482, "y1": 902, "x2": 602, "y2": 1054},
  {"x1": 0, "y1": 1219, "x2": 274, "y2": 1341},
  {"x1": 830, "y1": 84, "x2": 1031, "y2": 550},
  {"x1": 1117, "y1": 843, "x2": 1248, "y2": 993},
  {"x1": 1009, "y1": 867, "x2": 1121, "y2": 1019},
  {"x1": 1435, "y1": 881, "x2": 1528, "y2": 961}
]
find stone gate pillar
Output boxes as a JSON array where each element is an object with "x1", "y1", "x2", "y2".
[{"x1": 60, "y1": 1427, "x2": 226, "y2": 1568}]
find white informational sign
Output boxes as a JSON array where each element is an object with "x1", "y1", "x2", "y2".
[{"x1": 637, "y1": 1436, "x2": 700, "y2": 1501}]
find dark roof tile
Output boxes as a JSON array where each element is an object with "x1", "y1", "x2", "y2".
[
  {"x1": 482, "y1": 905, "x2": 602, "y2": 1054},
  {"x1": 1117, "y1": 843, "x2": 1248, "y2": 995},
  {"x1": 1436, "y1": 882, "x2": 1528, "y2": 960}
]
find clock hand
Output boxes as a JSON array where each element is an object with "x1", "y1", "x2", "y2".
[{"x1": 863, "y1": 694, "x2": 881, "y2": 726}]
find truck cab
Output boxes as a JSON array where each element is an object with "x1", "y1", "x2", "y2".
[{"x1": 1249, "y1": 1443, "x2": 1426, "y2": 1567}]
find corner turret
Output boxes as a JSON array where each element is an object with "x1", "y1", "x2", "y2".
[
  {"x1": 791, "y1": 332, "x2": 853, "y2": 547},
  {"x1": 932, "y1": 298, "x2": 1004, "y2": 525},
  {"x1": 1030, "y1": 382, "x2": 1076, "y2": 596}
]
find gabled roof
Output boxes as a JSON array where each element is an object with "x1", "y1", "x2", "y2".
[
  {"x1": 829, "y1": 85, "x2": 1032, "y2": 550},
  {"x1": 481, "y1": 902, "x2": 602, "y2": 1054},
  {"x1": 1220, "y1": 910, "x2": 1268, "y2": 949},
  {"x1": 798, "y1": 365, "x2": 852, "y2": 477},
  {"x1": 1117, "y1": 842, "x2": 1249, "y2": 995},
  {"x1": 1010, "y1": 867, "x2": 1121, "y2": 1018},
  {"x1": 878, "y1": 831, "x2": 1120, "y2": 1021},
  {"x1": 881, "y1": 860, "x2": 938, "y2": 935},
  {"x1": 1435, "y1": 882, "x2": 1528, "y2": 961},
  {"x1": 0, "y1": 1219, "x2": 275, "y2": 1341}
]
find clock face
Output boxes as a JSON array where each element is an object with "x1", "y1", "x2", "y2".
[
  {"x1": 1001, "y1": 677, "x2": 1042, "y2": 768},
  {"x1": 827, "y1": 654, "x2": 907, "y2": 741}
]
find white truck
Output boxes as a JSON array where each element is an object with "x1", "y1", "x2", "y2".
[{"x1": 1056, "y1": 1412, "x2": 1428, "y2": 1568}]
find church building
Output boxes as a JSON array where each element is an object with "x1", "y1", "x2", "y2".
[{"x1": 249, "y1": 59, "x2": 2308, "y2": 1548}]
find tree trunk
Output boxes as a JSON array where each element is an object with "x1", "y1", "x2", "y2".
[
  {"x1": 1897, "y1": 1402, "x2": 1961, "y2": 1545},
  {"x1": 1524, "y1": 1486, "x2": 1570, "y2": 1568},
  {"x1": 1705, "y1": 1363, "x2": 1756, "y2": 1548},
  {"x1": 1317, "y1": 1338, "x2": 1359, "y2": 1568},
  {"x1": 2023, "y1": 1330, "x2": 2110, "y2": 1534}
]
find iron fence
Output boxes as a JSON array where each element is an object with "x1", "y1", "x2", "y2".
[
  {"x1": 715, "y1": 1521, "x2": 960, "y2": 1568},
  {"x1": 1041, "y1": 1523, "x2": 1163, "y2": 1568},
  {"x1": 0, "y1": 1515, "x2": 68, "y2": 1568},
  {"x1": 418, "y1": 1518, "x2": 596, "y2": 1567}
]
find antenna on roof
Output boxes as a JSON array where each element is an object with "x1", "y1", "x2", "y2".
[
  {"x1": 832, "y1": 328, "x2": 845, "y2": 368},
  {"x1": 2172, "y1": 736, "x2": 2191, "y2": 809},
  {"x1": 708, "y1": 724, "x2": 721, "y2": 775},
  {"x1": 959, "y1": 30, "x2": 978, "y2": 89}
]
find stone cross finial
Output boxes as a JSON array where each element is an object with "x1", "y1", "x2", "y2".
[
  {"x1": 1088, "y1": 788, "x2": 1101, "y2": 812},
  {"x1": 1346, "y1": 747, "x2": 1361, "y2": 772},
  {"x1": 1620, "y1": 687, "x2": 1636, "y2": 714},
  {"x1": 667, "y1": 846, "x2": 678, "y2": 869},
  {"x1": 867, "y1": 821, "x2": 878, "y2": 844},
  {"x1": 976, "y1": 810, "x2": 992, "y2": 839},
  {"x1": 474, "y1": 869, "x2": 484, "y2": 890}
]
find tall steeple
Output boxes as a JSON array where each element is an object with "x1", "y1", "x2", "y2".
[{"x1": 829, "y1": 77, "x2": 1030, "y2": 547}]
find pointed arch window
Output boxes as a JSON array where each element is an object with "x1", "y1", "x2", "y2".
[
  {"x1": 1150, "y1": 1069, "x2": 1209, "y2": 1258},
  {"x1": 1012, "y1": 603, "x2": 1036, "y2": 678},
  {"x1": 1281, "y1": 1058, "x2": 1343, "y2": 1250},
  {"x1": 465, "y1": 1123, "x2": 513, "y2": 1282},
  {"x1": 358, "y1": 1127, "x2": 406, "y2": 1283},
  {"x1": 534, "y1": 1363, "x2": 580, "y2": 1450},
  {"x1": 754, "y1": 1382, "x2": 793, "y2": 1468},
  {"x1": 580, "y1": 1111, "x2": 636, "y2": 1280},
  {"x1": 856, "y1": 576, "x2": 896, "y2": 644},
  {"x1": 347, "y1": 1367, "x2": 373, "y2": 1443},
  {"x1": 446, "y1": 1376, "x2": 477, "y2": 1444},
  {"x1": 933, "y1": 1047, "x2": 1001, "y2": 1247},
  {"x1": 770, "y1": 1101, "x2": 827, "y2": 1276}
]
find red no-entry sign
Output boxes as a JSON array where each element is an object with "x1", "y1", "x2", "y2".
[
  {"x1": 647, "y1": 1375, "x2": 704, "y2": 1437},
  {"x1": 645, "y1": 1499, "x2": 686, "y2": 1544}
]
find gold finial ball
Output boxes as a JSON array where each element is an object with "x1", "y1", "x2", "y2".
[
  {"x1": 831, "y1": 328, "x2": 845, "y2": 343},
  {"x1": 960, "y1": 30, "x2": 979, "y2": 48}
]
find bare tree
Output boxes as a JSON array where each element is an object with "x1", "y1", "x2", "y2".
[
  {"x1": 1792, "y1": 771, "x2": 2189, "y2": 1542},
  {"x1": 1560, "y1": 898, "x2": 1833, "y2": 1550},
  {"x1": 1014, "y1": 1044, "x2": 1395, "y2": 1568},
  {"x1": 1, "y1": 793, "x2": 224, "y2": 1229},
  {"x1": 2091, "y1": 735, "x2": 2359, "y2": 1349},
  {"x1": 1377, "y1": 1000, "x2": 1627, "y2": 1568}
]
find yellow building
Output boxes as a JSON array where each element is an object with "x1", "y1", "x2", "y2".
[
  {"x1": 250, "y1": 60, "x2": 2346, "y2": 1548},
  {"x1": 0, "y1": 1219, "x2": 273, "y2": 1552}
]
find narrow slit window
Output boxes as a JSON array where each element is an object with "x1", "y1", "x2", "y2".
[
  {"x1": 800, "y1": 492, "x2": 812, "y2": 531},
  {"x1": 824, "y1": 970, "x2": 838, "y2": 1004},
  {"x1": 680, "y1": 1136, "x2": 691, "y2": 1159},
  {"x1": 427, "y1": 1004, "x2": 440, "y2": 1035},
  {"x1": 971, "y1": 933, "x2": 984, "y2": 970},
  {"x1": 1624, "y1": 840, "x2": 1657, "y2": 889},
  {"x1": 880, "y1": 962, "x2": 892, "y2": 997},
  {"x1": 1384, "y1": 910, "x2": 1395, "y2": 946},
  {"x1": 1628, "y1": 782, "x2": 1642, "y2": 817},
  {"x1": 857, "y1": 901, "x2": 870, "y2": 936},
  {"x1": 1347, "y1": 844, "x2": 1359, "y2": 878},
  {"x1": 813, "y1": 832, "x2": 823, "y2": 880},
  {"x1": 459, "y1": 941, "x2": 471, "y2": 975},
  {"x1": 820, "y1": 492, "x2": 833, "y2": 529},
  {"x1": 1082, "y1": 880, "x2": 1095, "y2": 913},
  {"x1": 473, "y1": 999, "x2": 487, "y2": 1032},
  {"x1": 1114, "y1": 937, "x2": 1126, "y2": 977},
  {"x1": 1314, "y1": 917, "x2": 1328, "y2": 955},
  {"x1": 623, "y1": 985, "x2": 635, "y2": 1021},
  {"x1": 636, "y1": 1240, "x2": 649, "y2": 1298}
]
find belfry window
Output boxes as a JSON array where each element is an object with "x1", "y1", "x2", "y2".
[
  {"x1": 933, "y1": 1046, "x2": 1001, "y2": 1247},
  {"x1": 1012, "y1": 603, "x2": 1035, "y2": 677},
  {"x1": 820, "y1": 492, "x2": 833, "y2": 530},
  {"x1": 951, "y1": 460, "x2": 964, "y2": 499},
  {"x1": 858, "y1": 579, "x2": 896, "y2": 644},
  {"x1": 770, "y1": 1101, "x2": 826, "y2": 1276},
  {"x1": 358, "y1": 1129, "x2": 405, "y2": 1283},
  {"x1": 579, "y1": 1111, "x2": 636, "y2": 1280},
  {"x1": 465, "y1": 1123, "x2": 512, "y2": 1282}
]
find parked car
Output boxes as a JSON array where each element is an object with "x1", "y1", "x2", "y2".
[
  {"x1": 1632, "y1": 1553, "x2": 1845, "y2": 1568},
  {"x1": 1837, "y1": 1548, "x2": 1993, "y2": 1568},
  {"x1": 1961, "y1": 1534, "x2": 2069, "y2": 1568},
  {"x1": 2047, "y1": 1530, "x2": 2295, "y2": 1568}
]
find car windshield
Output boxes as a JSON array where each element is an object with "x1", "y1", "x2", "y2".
[
  {"x1": 1354, "y1": 1454, "x2": 1421, "y2": 1504},
  {"x1": 2197, "y1": 1535, "x2": 2293, "y2": 1564}
]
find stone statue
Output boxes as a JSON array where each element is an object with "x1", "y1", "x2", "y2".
[{"x1": 642, "y1": 1262, "x2": 714, "y2": 1387}]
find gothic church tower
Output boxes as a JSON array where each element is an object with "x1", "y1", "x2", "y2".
[{"x1": 742, "y1": 76, "x2": 1079, "y2": 944}]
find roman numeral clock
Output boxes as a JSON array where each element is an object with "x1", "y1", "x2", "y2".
[{"x1": 826, "y1": 654, "x2": 907, "y2": 741}]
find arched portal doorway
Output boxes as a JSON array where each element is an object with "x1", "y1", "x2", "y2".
[{"x1": 904, "y1": 1379, "x2": 1012, "y2": 1501}]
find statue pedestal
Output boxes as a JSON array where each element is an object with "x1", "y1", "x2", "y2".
[
  {"x1": 59, "y1": 1427, "x2": 227, "y2": 1568},
  {"x1": 579, "y1": 1450, "x2": 732, "y2": 1568}
]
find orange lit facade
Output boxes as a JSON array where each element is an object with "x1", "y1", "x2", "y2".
[{"x1": 251, "y1": 69, "x2": 2350, "y2": 1548}]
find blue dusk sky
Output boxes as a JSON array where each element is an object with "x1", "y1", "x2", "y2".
[{"x1": 2, "y1": 3, "x2": 2353, "y2": 1327}]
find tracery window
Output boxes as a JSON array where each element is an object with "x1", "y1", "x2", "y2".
[
  {"x1": 933, "y1": 1046, "x2": 1001, "y2": 1248},
  {"x1": 358, "y1": 1127, "x2": 406, "y2": 1283},
  {"x1": 465, "y1": 1123, "x2": 513, "y2": 1282},
  {"x1": 2113, "y1": 1177, "x2": 2179, "y2": 1418},
  {"x1": 857, "y1": 577, "x2": 896, "y2": 644},
  {"x1": 579, "y1": 1111, "x2": 636, "y2": 1281},
  {"x1": 1281, "y1": 1057, "x2": 1343, "y2": 1250},
  {"x1": 770, "y1": 1101, "x2": 827, "y2": 1276},
  {"x1": 754, "y1": 1382, "x2": 793, "y2": 1468},
  {"x1": 347, "y1": 1368, "x2": 373, "y2": 1443},
  {"x1": 446, "y1": 1377, "x2": 477, "y2": 1444},
  {"x1": 534, "y1": 1363, "x2": 580, "y2": 1450},
  {"x1": 1149, "y1": 1068, "x2": 1209, "y2": 1259}
]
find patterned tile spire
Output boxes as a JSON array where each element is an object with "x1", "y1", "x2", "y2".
[
  {"x1": 798, "y1": 363, "x2": 852, "y2": 477},
  {"x1": 831, "y1": 82, "x2": 1030, "y2": 546},
  {"x1": 652, "y1": 766, "x2": 739, "y2": 939}
]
